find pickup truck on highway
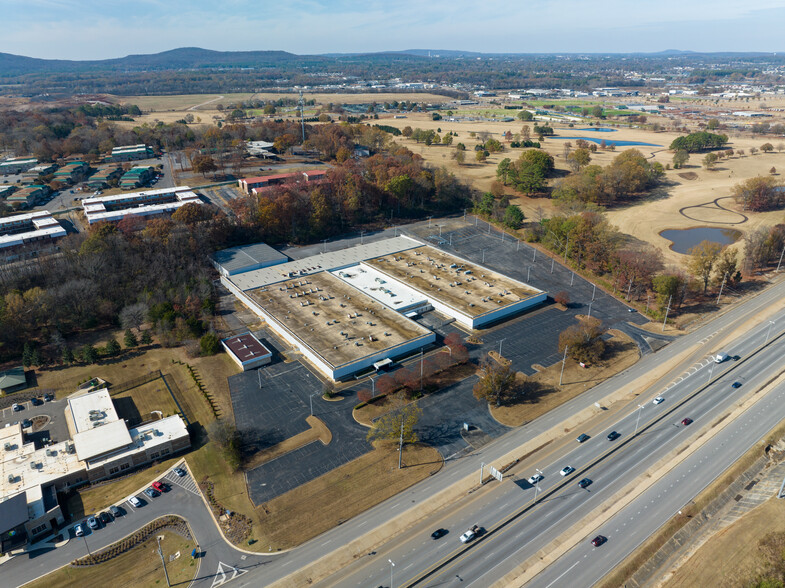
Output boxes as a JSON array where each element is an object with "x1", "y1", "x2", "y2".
[{"x1": 460, "y1": 525, "x2": 480, "y2": 543}]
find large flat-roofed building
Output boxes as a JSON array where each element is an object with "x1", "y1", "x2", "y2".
[
  {"x1": 222, "y1": 332, "x2": 273, "y2": 371},
  {"x1": 53, "y1": 161, "x2": 88, "y2": 185},
  {"x1": 222, "y1": 235, "x2": 547, "y2": 380},
  {"x1": 119, "y1": 165, "x2": 155, "y2": 189},
  {"x1": 364, "y1": 247, "x2": 546, "y2": 328},
  {"x1": 1, "y1": 388, "x2": 190, "y2": 549},
  {"x1": 82, "y1": 186, "x2": 201, "y2": 224},
  {"x1": 22, "y1": 164, "x2": 57, "y2": 183},
  {"x1": 86, "y1": 165, "x2": 123, "y2": 190},
  {"x1": 6, "y1": 185, "x2": 50, "y2": 209},
  {"x1": 238, "y1": 170, "x2": 327, "y2": 195},
  {"x1": 0, "y1": 210, "x2": 67, "y2": 262},
  {"x1": 213, "y1": 242, "x2": 288, "y2": 277},
  {"x1": 0, "y1": 157, "x2": 38, "y2": 174},
  {"x1": 108, "y1": 144, "x2": 155, "y2": 162},
  {"x1": 242, "y1": 272, "x2": 435, "y2": 381}
]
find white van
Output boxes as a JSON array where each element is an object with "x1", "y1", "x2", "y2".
[{"x1": 714, "y1": 352, "x2": 729, "y2": 364}]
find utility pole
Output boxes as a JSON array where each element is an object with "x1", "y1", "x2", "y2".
[
  {"x1": 716, "y1": 272, "x2": 728, "y2": 304},
  {"x1": 498, "y1": 338, "x2": 506, "y2": 358},
  {"x1": 299, "y1": 90, "x2": 306, "y2": 143},
  {"x1": 634, "y1": 404, "x2": 645, "y2": 435},
  {"x1": 420, "y1": 350, "x2": 424, "y2": 393},
  {"x1": 662, "y1": 294, "x2": 672, "y2": 333},
  {"x1": 398, "y1": 416, "x2": 404, "y2": 469},
  {"x1": 778, "y1": 243, "x2": 785, "y2": 272},
  {"x1": 559, "y1": 345, "x2": 569, "y2": 386},
  {"x1": 563, "y1": 234, "x2": 569, "y2": 263},
  {"x1": 550, "y1": 258, "x2": 555, "y2": 274},
  {"x1": 626, "y1": 279, "x2": 633, "y2": 301},
  {"x1": 157, "y1": 536, "x2": 171, "y2": 587}
]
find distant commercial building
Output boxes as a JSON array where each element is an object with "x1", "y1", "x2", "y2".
[
  {"x1": 0, "y1": 158, "x2": 38, "y2": 175},
  {"x1": 222, "y1": 333, "x2": 273, "y2": 371},
  {"x1": 213, "y1": 242, "x2": 288, "y2": 277},
  {"x1": 0, "y1": 388, "x2": 190, "y2": 550},
  {"x1": 5, "y1": 185, "x2": 51, "y2": 209},
  {"x1": 82, "y1": 186, "x2": 202, "y2": 224},
  {"x1": 0, "y1": 210, "x2": 67, "y2": 262},
  {"x1": 245, "y1": 140, "x2": 275, "y2": 157},
  {"x1": 119, "y1": 166, "x2": 155, "y2": 190},
  {"x1": 86, "y1": 165, "x2": 123, "y2": 190},
  {"x1": 108, "y1": 144, "x2": 155, "y2": 162},
  {"x1": 238, "y1": 170, "x2": 326, "y2": 195}
]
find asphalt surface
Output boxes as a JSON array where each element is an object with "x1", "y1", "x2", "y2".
[
  {"x1": 0, "y1": 398, "x2": 69, "y2": 444},
  {"x1": 322, "y1": 308, "x2": 785, "y2": 588},
  {"x1": 1, "y1": 466, "x2": 269, "y2": 588}
]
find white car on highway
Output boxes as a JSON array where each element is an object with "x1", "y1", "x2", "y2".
[
  {"x1": 459, "y1": 525, "x2": 479, "y2": 543},
  {"x1": 560, "y1": 466, "x2": 575, "y2": 476},
  {"x1": 653, "y1": 396, "x2": 665, "y2": 405},
  {"x1": 528, "y1": 473, "x2": 544, "y2": 484}
]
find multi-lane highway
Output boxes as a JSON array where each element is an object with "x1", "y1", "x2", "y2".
[{"x1": 323, "y1": 307, "x2": 785, "y2": 588}]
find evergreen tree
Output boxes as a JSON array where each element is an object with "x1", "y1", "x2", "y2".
[
  {"x1": 30, "y1": 348, "x2": 41, "y2": 367},
  {"x1": 61, "y1": 346, "x2": 74, "y2": 366},
  {"x1": 22, "y1": 342, "x2": 33, "y2": 368},
  {"x1": 140, "y1": 330, "x2": 153, "y2": 345},
  {"x1": 124, "y1": 329, "x2": 138, "y2": 348},
  {"x1": 105, "y1": 339, "x2": 121, "y2": 356}
]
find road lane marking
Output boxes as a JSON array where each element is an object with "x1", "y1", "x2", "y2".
[{"x1": 544, "y1": 561, "x2": 580, "y2": 588}]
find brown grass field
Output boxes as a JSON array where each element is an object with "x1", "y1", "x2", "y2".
[
  {"x1": 663, "y1": 496, "x2": 785, "y2": 588},
  {"x1": 24, "y1": 530, "x2": 196, "y2": 588}
]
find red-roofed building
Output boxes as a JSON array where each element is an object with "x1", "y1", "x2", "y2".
[
  {"x1": 238, "y1": 169, "x2": 328, "y2": 194},
  {"x1": 221, "y1": 332, "x2": 273, "y2": 371}
]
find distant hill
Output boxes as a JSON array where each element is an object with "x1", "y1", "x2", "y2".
[{"x1": 0, "y1": 47, "x2": 307, "y2": 75}]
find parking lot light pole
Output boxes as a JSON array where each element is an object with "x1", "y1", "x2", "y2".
[
  {"x1": 498, "y1": 338, "x2": 506, "y2": 358},
  {"x1": 482, "y1": 249, "x2": 486, "y2": 263},
  {"x1": 82, "y1": 535, "x2": 91, "y2": 557},
  {"x1": 157, "y1": 535, "x2": 171, "y2": 587},
  {"x1": 389, "y1": 559, "x2": 395, "y2": 588},
  {"x1": 634, "y1": 404, "x2": 645, "y2": 435},
  {"x1": 310, "y1": 393, "x2": 319, "y2": 416}
]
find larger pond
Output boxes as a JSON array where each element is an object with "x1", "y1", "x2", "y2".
[
  {"x1": 575, "y1": 127, "x2": 618, "y2": 132},
  {"x1": 660, "y1": 227, "x2": 742, "y2": 254},
  {"x1": 552, "y1": 136, "x2": 662, "y2": 147}
]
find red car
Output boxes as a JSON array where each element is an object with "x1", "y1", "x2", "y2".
[
  {"x1": 151, "y1": 481, "x2": 165, "y2": 492},
  {"x1": 681, "y1": 418, "x2": 693, "y2": 426},
  {"x1": 591, "y1": 535, "x2": 607, "y2": 547}
]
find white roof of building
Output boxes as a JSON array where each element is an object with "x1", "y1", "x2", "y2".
[
  {"x1": 83, "y1": 416, "x2": 189, "y2": 469},
  {"x1": 81, "y1": 186, "x2": 192, "y2": 207},
  {"x1": 82, "y1": 187, "x2": 200, "y2": 224},
  {"x1": 72, "y1": 419, "x2": 132, "y2": 462},
  {"x1": 0, "y1": 158, "x2": 37, "y2": 167},
  {"x1": 229, "y1": 236, "x2": 422, "y2": 291},
  {"x1": 332, "y1": 263, "x2": 427, "y2": 312},
  {"x1": 67, "y1": 388, "x2": 119, "y2": 434},
  {"x1": 0, "y1": 211, "x2": 67, "y2": 250}
]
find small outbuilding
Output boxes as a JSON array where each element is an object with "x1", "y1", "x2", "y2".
[
  {"x1": 222, "y1": 333, "x2": 273, "y2": 371},
  {"x1": 0, "y1": 367, "x2": 27, "y2": 395}
]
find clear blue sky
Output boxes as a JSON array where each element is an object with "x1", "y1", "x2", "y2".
[{"x1": 3, "y1": 0, "x2": 785, "y2": 60}]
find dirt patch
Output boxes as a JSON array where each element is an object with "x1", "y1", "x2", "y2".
[
  {"x1": 490, "y1": 332, "x2": 639, "y2": 427},
  {"x1": 678, "y1": 172, "x2": 699, "y2": 180},
  {"x1": 243, "y1": 415, "x2": 332, "y2": 470}
]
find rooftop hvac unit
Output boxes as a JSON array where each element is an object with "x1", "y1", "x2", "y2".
[
  {"x1": 30, "y1": 461, "x2": 38, "y2": 470},
  {"x1": 3, "y1": 443, "x2": 11, "y2": 451}
]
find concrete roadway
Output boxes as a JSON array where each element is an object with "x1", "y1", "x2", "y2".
[{"x1": 323, "y1": 312, "x2": 785, "y2": 588}]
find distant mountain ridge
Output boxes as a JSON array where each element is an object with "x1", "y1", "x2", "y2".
[{"x1": 1, "y1": 47, "x2": 781, "y2": 76}]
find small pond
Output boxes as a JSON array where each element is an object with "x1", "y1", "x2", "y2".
[
  {"x1": 552, "y1": 136, "x2": 661, "y2": 147},
  {"x1": 575, "y1": 127, "x2": 618, "y2": 132},
  {"x1": 660, "y1": 227, "x2": 742, "y2": 254}
]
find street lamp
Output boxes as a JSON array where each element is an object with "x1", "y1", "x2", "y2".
[
  {"x1": 587, "y1": 301, "x2": 593, "y2": 319},
  {"x1": 482, "y1": 249, "x2": 486, "y2": 263},
  {"x1": 310, "y1": 392, "x2": 319, "y2": 416},
  {"x1": 532, "y1": 468, "x2": 543, "y2": 502},
  {"x1": 634, "y1": 404, "x2": 645, "y2": 435},
  {"x1": 498, "y1": 338, "x2": 506, "y2": 358},
  {"x1": 389, "y1": 559, "x2": 395, "y2": 588},
  {"x1": 157, "y1": 535, "x2": 171, "y2": 587}
]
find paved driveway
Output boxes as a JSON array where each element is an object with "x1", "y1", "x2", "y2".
[{"x1": 0, "y1": 398, "x2": 69, "y2": 444}]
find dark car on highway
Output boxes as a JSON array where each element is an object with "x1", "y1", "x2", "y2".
[
  {"x1": 732, "y1": 381, "x2": 742, "y2": 388},
  {"x1": 578, "y1": 478, "x2": 592, "y2": 489},
  {"x1": 431, "y1": 528, "x2": 448, "y2": 539},
  {"x1": 591, "y1": 535, "x2": 607, "y2": 547},
  {"x1": 607, "y1": 431, "x2": 621, "y2": 441},
  {"x1": 681, "y1": 418, "x2": 693, "y2": 426}
]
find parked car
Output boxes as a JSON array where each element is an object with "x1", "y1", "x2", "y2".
[
  {"x1": 109, "y1": 505, "x2": 122, "y2": 517},
  {"x1": 431, "y1": 528, "x2": 448, "y2": 539},
  {"x1": 30, "y1": 397, "x2": 43, "y2": 406},
  {"x1": 576, "y1": 434, "x2": 590, "y2": 443},
  {"x1": 99, "y1": 512, "x2": 112, "y2": 524},
  {"x1": 560, "y1": 466, "x2": 575, "y2": 476},
  {"x1": 591, "y1": 535, "x2": 607, "y2": 547},
  {"x1": 151, "y1": 481, "x2": 165, "y2": 492},
  {"x1": 653, "y1": 396, "x2": 665, "y2": 405},
  {"x1": 173, "y1": 467, "x2": 186, "y2": 477},
  {"x1": 578, "y1": 478, "x2": 592, "y2": 489},
  {"x1": 87, "y1": 516, "x2": 99, "y2": 530},
  {"x1": 21, "y1": 419, "x2": 32, "y2": 429},
  {"x1": 144, "y1": 487, "x2": 159, "y2": 499},
  {"x1": 43, "y1": 393, "x2": 54, "y2": 402},
  {"x1": 128, "y1": 496, "x2": 142, "y2": 508},
  {"x1": 681, "y1": 418, "x2": 693, "y2": 426},
  {"x1": 607, "y1": 431, "x2": 621, "y2": 441},
  {"x1": 74, "y1": 523, "x2": 84, "y2": 537},
  {"x1": 12, "y1": 403, "x2": 22, "y2": 412},
  {"x1": 527, "y1": 473, "x2": 544, "y2": 485}
]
